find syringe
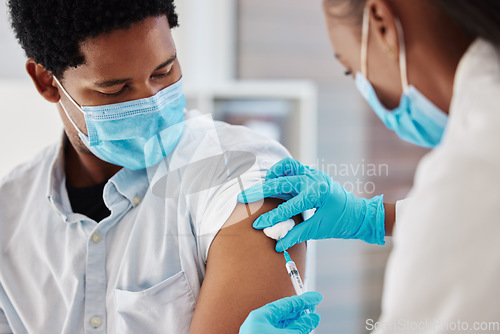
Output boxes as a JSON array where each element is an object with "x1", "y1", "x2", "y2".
[
  {"x1": 280, "y1": 240, "x2": 311, "y2": 313},
  {"x1": 283, "y1": 250, "x2": 306, "y2": 295}
]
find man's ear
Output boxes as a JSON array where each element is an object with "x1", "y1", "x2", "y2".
[
  {"x1": 366, "y1": 0, "x2": 399, "y2": 60},
  {"x1": 26, "y1": 58, "x2": 60, "y2": 103}
]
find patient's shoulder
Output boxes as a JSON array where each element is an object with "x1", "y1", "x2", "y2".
[
  {"x1": 215, "y1": 120, "x2": 290, "y2": 157},
  {"x1": 175, "y1": 112, "x2": 292, "y2": 262},
  {"x1": 183, "y1": 109, "x2": 290, "y2": 158}
]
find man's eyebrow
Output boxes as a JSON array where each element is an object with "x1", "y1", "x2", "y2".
[
  {"x1": 93, "y1": 53, "x2": 177, "y2": 88},
  {"x1": 154, "y1": 53, "x2": 177, "y2": 71},
  {"x1": 94, "y1": 78, "x2": 132, "y2": 88}
]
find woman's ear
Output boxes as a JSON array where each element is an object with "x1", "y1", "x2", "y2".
[
  {"x1": 26, "y1": 58, "x2": 60, "y2": 103},
  {"x1": 366, "y1": 0, "x2": 399, "y2": 60}
]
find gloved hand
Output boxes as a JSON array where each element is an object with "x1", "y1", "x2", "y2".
[
  {"x1": 237, "y1": 158, "x2": 385, "y2": 252},
  {"x1": 239, "y1": 292, "x2": 322, "y2": 334}
]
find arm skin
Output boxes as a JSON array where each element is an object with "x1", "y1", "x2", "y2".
[
  {"x1": 189, "y1": 198, "x2": 306, "y2": 334},
  {"x1": 384, "y1": 202, "x2": 396, "y2": 236}
]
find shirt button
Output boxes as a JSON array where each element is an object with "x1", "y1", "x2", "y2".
[
  {"x1": 89, "y1": 316, "x2": 102, "y2": 328},
  {"x1": 133, "y1": 196, "x2": 142, "y2": 206},
  {"x1": 91, "y1": 232, "x2": 102, "y2": 244}
]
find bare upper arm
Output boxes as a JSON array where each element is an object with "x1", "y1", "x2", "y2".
[{"x1": 189, "y1": 198, "x2": 306, "y2": 334}]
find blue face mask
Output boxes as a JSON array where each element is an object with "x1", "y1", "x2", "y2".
[
  {"x1": 355, "y1": 8, "x2": 448, "y2": 148},
  {"x1": 55, "y1": 77, "x2": 186, "y2": 170}
]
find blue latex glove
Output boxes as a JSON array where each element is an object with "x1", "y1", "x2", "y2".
[
  {"x1": 239, "y1": 292, "x2": 322, "y2": 334},
  {"x1": 237, "y1": 158, "x2": 385, "y2": 252}
]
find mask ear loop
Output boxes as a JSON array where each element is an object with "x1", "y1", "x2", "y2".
[
  {"x1": 361, "y1": 7, "x2": 409, "y2": 93},
  {"x1": 394, "y1": 18, "x2": 409, "y2": 92},
  {"x1": 52, "y1": 76, "x2": 87, "y2": 135},
  {"x1": 361, "y1": 7, "x2": 370, "y2": 78}
]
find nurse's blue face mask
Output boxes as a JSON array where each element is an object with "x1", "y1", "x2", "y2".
[
  {"x1": 355, "y1": 7, "x2": 448, "y2": 148},
  {"x1": 54, "y1": 77, "x2": 186, "y2": 171}
]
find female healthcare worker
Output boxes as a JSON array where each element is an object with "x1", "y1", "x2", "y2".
[{"x1": 239, "y1": 0, "x2": 500, "y2": 333}]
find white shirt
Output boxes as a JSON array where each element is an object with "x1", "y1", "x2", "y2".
[
  {"x1": 0, "y1": 111, "x2": 290, "y2": 334},
  {"x1": 375, "y1": 39, "x2": 500, "y2": 333}
]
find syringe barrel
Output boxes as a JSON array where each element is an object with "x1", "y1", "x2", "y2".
[{"x1": 285, "y1": 260, "x2": 306, "y2": 295}]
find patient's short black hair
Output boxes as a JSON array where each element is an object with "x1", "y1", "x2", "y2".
[{"x1": 8, "y1": 0, "x2": 179, "y2": 78}]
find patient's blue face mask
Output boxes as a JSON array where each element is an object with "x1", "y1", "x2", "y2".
[
  {"x1": 355, "y1": 8, "x2": 448, "y2": 148},
  {"x1": 54, "y1": 77, "x2": 186, "y2": 170}
]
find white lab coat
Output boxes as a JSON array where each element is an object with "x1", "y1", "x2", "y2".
[{"x1": 374, "y1": 39, "x2": 500, "y2": 333}]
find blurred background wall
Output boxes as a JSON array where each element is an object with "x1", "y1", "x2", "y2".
[{"x1": 0, "y1": 0, "x2": 429, "y2": 332}]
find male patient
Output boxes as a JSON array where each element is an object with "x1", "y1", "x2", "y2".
[{"x1": 0, "y1": 1, "x2": 306, "y2": 333}]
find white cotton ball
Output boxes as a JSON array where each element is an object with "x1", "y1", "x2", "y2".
[{"x1": 263, "y1": 219, "x2": 295, "y2": 240}]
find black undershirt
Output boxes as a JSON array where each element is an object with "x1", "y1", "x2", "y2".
[{"x1": 66, "y1": 179, "x2": 111, "y2": 222}]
